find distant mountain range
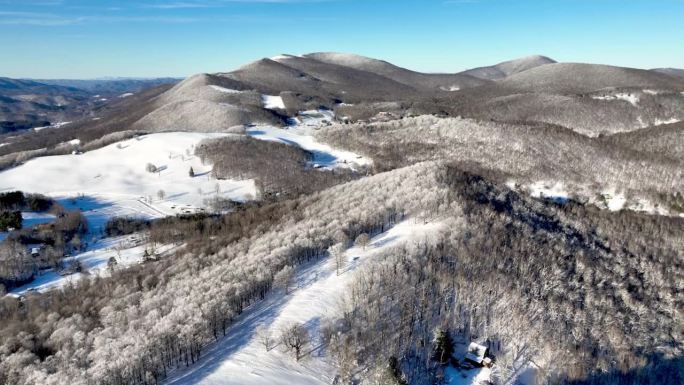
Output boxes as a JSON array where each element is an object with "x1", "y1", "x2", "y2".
[
  {"x1": 0, "y1": 77, "x2": 180, "y2": 133},
  {"x1": 2, "y1": 53, "x2": 683, "y2": 156},
  {"x1": 30, "y1": 77, "x2": 182, "y2": 95}
]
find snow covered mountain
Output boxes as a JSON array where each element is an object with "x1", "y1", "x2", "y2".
[{"x1": 0, "y1": 53, "x2": 683, "y2": 385}]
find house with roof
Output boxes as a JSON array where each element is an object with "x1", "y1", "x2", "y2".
[{"x1": 464, "y1": 342, "x2": 492, "y2": 367}]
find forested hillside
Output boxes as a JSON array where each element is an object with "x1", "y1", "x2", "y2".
[{"x1": 0, "y1": 52, "x2": 682, "y2": 385}]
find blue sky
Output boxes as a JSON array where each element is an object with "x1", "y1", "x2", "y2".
[{"x1": 1, "y1": 0, "x2": 683, "y2": 78}]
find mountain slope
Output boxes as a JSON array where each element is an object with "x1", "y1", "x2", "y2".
[
  {"x1": 651, "y1": 68, "x2": 684, "y2": 78},
  {"x1": 499, "y1": 62, "x2": 684, "y2": 93},
  {"x1": 459, "y1": 54, "x2": 556, "y2": 80},
  {"x1": 303, "y1": 52, "x2": 489, "y2": 91}
]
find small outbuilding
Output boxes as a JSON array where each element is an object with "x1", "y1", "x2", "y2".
[{"x1": 464, "y1": 342, "x2": 489, "y2": 367}]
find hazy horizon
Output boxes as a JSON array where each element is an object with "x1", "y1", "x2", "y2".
[{"x1": 1, "y1": 0, "x2": 683, "y2": 78}]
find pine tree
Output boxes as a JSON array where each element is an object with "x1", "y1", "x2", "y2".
[
  {"x1": 433, "y1": 328, "x2": 454, "y2": 364},
  {"x1": 189, "y1": 167, "x2": 195, "y2": 177}
]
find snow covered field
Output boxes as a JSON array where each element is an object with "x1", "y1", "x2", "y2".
[
  {"x1": 591, "y1": 92, "x2": 639, "y2": 106},
  {"x1": 8, "y1": 234, "x2": 177, "y2": 295},
  {"x1": 507, "y1": 180, "x2": 675, "y2": 216},
  {"x1": 261, "y1": 94, "x2": 285, "y2": 109},
  {"x1": 164, "y1": 219, "x2": 444, "y2": 385},
  {"x1": 246, "y1": 112, "x2": 371, "y2": 171},
  {"x1": 0, "y1": 132, "x2": 257, "y2": 218}
]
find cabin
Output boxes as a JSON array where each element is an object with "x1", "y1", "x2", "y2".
[{"x1": 464, "y1": 342, "x2": 490, "y2": 367}]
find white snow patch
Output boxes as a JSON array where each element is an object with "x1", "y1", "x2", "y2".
[
  {"x1": 163, "y1": 219, "x2": 445, "y2": 385},
  {"x1": 34, "y1": 121, "x2": 71, "y2": 132},
  {"x1": 209, "y1": 85, "x2": 242, "y2": 94},
  {"x1": 119, "y1": 92, "x2": 134, "y2": 98},
  {"x1": 21, "y1": 211, "x2": 56, "y2": 227},
  {"x1": 637, "y1": 116, "x2": 648, "y2": 128},
  {"x1": 287, "y1": 109, "x2": 335, "y2": 127},
  {"x1": 261, "y1": 94, "x2": 286, "y2": 109},
  {"x1": 643, "y1": 89, "x2": 660, "y2": 95},
  {"x1": 246, "y1": 124, "x2": 371, "y2": 170},
  {"x1": 68, "y1": 138, "x2": 81, "y2": 146},
  {"x1": 654, "y1": 117, "x2": 680, "y2": 126},
  {"x1": 599, "y1": 191, "x2": 626, "y2": 211},
  {"x1": 0, "y1": 132, "x2": 257, "y2": 218},
  {"x1": 591, "y1": 93, "x2": 639, "y2": 106},
  {"x1": 440, "y1": 85, "x2": 461, "y2": 92},
  {"x1": 445, "y1": 365, "x2": 491, "y2": 385},
  {"x1": 270, "y1": 54, "x2": 296, "y2": 61},
  {"x1": 528, "y1": 181, "x2": 569, "y2": 203},
  {"x1": 8, "y1": 235, "x2": 177, "y2": 296}
]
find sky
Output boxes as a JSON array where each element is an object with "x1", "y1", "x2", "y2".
[{"x1": 0, "y1": 0, "x2": 683, "y2": 79}]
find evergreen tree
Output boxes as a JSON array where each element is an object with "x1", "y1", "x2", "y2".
[
  {"x1": 433, "y1": 328, "x2": 454, "y2": 364},
  {"x1": 189, "y1": 167, "x2": 195, "y2": 177}
]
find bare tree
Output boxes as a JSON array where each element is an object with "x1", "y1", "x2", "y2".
[
  {"x1": 157, "y1": 189, "x2": 166, "y2": 201},
  {"x1": 355, "y1": 233, "x2": 370, "y2": 250},
  {"x1": 255, "y1": 324, "x2": 272, "y2": 352},
  {"x1": 274, "y1": 265, "x2": 295, "y2": 294},
  {"x1": 329, "y1": 243, "x2": 345, "y2": 276},
  {"x1": 280, "y1": 323, "x2": 309, "y2": 361}
]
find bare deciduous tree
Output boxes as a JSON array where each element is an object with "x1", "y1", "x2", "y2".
[{"x1": 280, "y1": 323, "x2": 309, "y2": 361}]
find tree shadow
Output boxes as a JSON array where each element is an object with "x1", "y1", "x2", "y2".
[{"x1": 564, "y1": 354, "x2": 683, "y2": 385}]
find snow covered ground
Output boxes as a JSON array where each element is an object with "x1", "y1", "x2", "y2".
[
  {"x1": 507, "y1": 181, "x2": 675, "y2": 216},
  {"x1": 521, "y1": 181, "x2": 569, "y2": 203},
  {"x1": 209, "y1": 85, "x2": 242, "y2": 94},
  {"x1": 261, "y1": 94, "x2": 285, "y2": 109},
  {"x1": 591, "y1": 92, "x2": 639, "y2": 106},
  {"x1": 163, "y1": 219, "x2": 444, "y2": 385},
  {"x1": 246, "y1": 113, "x2": 371, "y2": 171},
  {"x1": 0, "y1": 212, "x2": 56, "y2": 242},
  {"x1": 33, "y1": 121, "x2": 71, "y2": 131},
  {"x1": 0, "y1": 132, "x2": 257, "y2": 219},
  {"x1": 8, "y1": 234, "x2": 177, "y2": 295},
  {"x1": 445, "y1": 365, "x2": 491, "y2": 385}
]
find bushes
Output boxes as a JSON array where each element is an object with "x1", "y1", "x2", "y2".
[
  {"x1": 0, "y1": 191, "x2": 53, "y2": 212},
  {"x1": 104, "y1": 217, "x2": 151, "y2": 237},
  {"x1": 0, "y1": 211, "x2": 21, "y2": 231},
  {"x1": 0, "y1": 191, "x2": 24, "y2": 211}
]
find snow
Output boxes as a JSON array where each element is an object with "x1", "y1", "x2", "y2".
[
  {"x1": 21, "y1": 211, "x2": 56, "y2": 227},
  {"x1": 287, "y1": 109, "x2": 335, "y2": 127},
  {"x1": 445, "y1": 366, "x2": 491, "y2": 385},
  {"x1": 119, "y1": 92, "x2": 134, "y2": 98},
  {"x1": 591, "y1": 93, "x2": 639, "y2": 106},
  {"x1": 643, "y1": 89, "x2": 660, "y2": 95},
  {"x1": 261, "y1": 94, "x2": 286, "y2": 109},
  {"x1": 163, "y1": 219, "x2": 445, "y2": 385},
  {"x1": 441, "y1": 86, "x2": 461, "y2": 92},
  {"x1": 246, "y1": 123, "x2": 371, "y2": 171},
  {"x1": 209, "y1": 85, "x2": 242, "y2": 94},
  {"x1": 270, "y1": 54, "x2": 296, "y2": 61},
  {"x1": 8, "y1": 234, "x2": 177, "y2": 296},
  {"x1": 637, "y1": 116, "x2": 648, "y2": 128},
  {"x1": 504, "y1": 362, "x2": 539, "y2": 385},
  {"x1": 599, "y1": 191, "x2": 626, "y2": 211},
  {"x1": 0, "y1": 132, "x2": 257, "y2": 218},
  {"x1": 68, "y1": 138, "x2": 81, "y2": 146},
  {"x1": 654, "y1": 117, "x2": 680, "y2": 126},
  {"x1": 526, "y1": 181, "x2": 569, "y2": 203},
  {"x1": 34, "y1": 121, "x2": 71, "y2": 132}
]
